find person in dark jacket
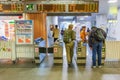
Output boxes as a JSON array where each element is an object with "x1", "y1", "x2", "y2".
[{"x1": 88, "y1": 26, "x2": 106, "y2": 68}]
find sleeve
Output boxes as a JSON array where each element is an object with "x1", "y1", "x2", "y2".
[{"x1": 88, "y1": 32, "x2": 93, "y2": 47}]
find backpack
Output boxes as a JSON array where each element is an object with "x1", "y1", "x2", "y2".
[
  {"x1": 93, "y1": 28, "x2": 105, "y2": 41},
  {"x1": 63, "y1": 30, "x2": 72, "y2": 43}
]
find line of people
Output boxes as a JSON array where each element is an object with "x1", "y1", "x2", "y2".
[
  {"x1": 63, "y1": 24, "x2": 106, "y2": 68},
  {"x1": 48, "y1": 24, "x2": 106, "y2": 68}
]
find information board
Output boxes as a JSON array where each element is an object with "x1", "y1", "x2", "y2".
[
  {"x1": 68, "y1": 2, "x2": 99, "y2": 12},
  {"x1": 37, "y1": 4, "x2": 66, "y2": 12},
  {"x1": 0, "y1": 1, "x2": 99, "y2": 13},
  {"x1": 15, "y1": 20, "x2": 33, "y2": 44},
  {"x1": 0, "y1": 3, "x2": 24, "y2": 12},
  {"x1": 0, "y1": 20, "x2": 15, "y2": 41}
]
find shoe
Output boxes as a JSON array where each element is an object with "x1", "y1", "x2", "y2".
[
  {"x1": 68, "y1": 63, "x2": 73, "y2": 68},
  {"x1": 98, "y1": 66, "x2": 102, "y2": 68},
  {"x1": 92, "y1": 66, "x2": 96, "y2": 68}
]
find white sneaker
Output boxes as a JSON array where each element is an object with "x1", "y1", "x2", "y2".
[
  {"x1": 98, "y1": 66, "x2": 102, "y2": 68},
  {"x1": 92, "y1": 66, "x2": 96, "y2": 68}
]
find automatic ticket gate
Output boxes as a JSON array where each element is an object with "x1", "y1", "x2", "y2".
[
  {"x1": 34, "y1": 45, "x2": 46, "y2": 64},
  {"x1": 34, "y1": 43, "x2": 63, "y2": 65},
  {"x1": 76, "y1": 41, "x2": 106, "y2": 66},
  {"x1": 77, "y1": 41, "x2": 86, "y2": 65},
  {"x1": 101, "y1": 42, "x2": 106, "y2": 65},
  {"x1": 53, "y1": 43, "x2": 63, "y2": 65}
]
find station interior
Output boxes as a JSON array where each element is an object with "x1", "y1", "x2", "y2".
[{"x1": 0, "y1": 0, "x2": 120, "y2": 80}]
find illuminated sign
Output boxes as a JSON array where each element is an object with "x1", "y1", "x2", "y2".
[
  {"x1": 26, "y1": 4, "x2": 34, "y2": 11},
  {"x1": 0, "y1": 2, "x2": 98, "y2": 13},
  {"x1": 37, "y1": 4, "x2": 66, "y2": 12},
  {"x1": 0, "y1": 4, "x2": 24, "y2": 12},
  {"x1": 69, "y1": 2, "x2": 98, "y2": 12}
]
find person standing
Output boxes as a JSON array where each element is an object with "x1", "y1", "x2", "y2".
[
  {"x1": 63, "y1": 24, "x2": 76, "y2": 67},
  {"x1": 80, "y1": 26, "x2": 87, "y2": 43},
  {"x1": 88, "y1": 26, "x2": 106, "y2": 68},
  {"x1": 53, "y1": 25, "x2": 60, "y2": 42},
  {"x1": 48, "y1": 24, "x2": 54, "y2": 46}
]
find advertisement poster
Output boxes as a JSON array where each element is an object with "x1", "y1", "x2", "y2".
[
  {"x1": 15, "y1": 20, "x2": 33, "y2": 44},
  {"x1": 0, "y1": 20, "x2": 15, "y2": 41}
]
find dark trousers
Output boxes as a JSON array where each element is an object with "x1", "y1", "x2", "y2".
[{"x1": 54, "y1": 38, "x2": 58, "y2": 42}]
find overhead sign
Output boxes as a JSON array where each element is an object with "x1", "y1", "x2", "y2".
[{"x1": 68, "y1": 2, "x2": 98, "y2": 12}]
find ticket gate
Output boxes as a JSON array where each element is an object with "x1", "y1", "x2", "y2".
[
  {"x1": 77, "y1": 41, "x2": 86, "y2": 65},
  {"x1": 34, "y1": 45, "x2": 46, "y2": 64},
  {"x1": 34, "y1": 45, "x2": 40, "y2": 64},
  {"x1": 53, "y1": 43, "x2": 63, "y2": 65},
  {"x1": 101, "y1": 42, "x2": 106, "y2": 65}
]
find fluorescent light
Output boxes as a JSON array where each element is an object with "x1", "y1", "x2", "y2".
[{"x1": 108, "y1": 0, "x2": 117, "y2": 3}]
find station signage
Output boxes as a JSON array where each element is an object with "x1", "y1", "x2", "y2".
[{"x1": 0, "y1": 1, "x2": 99, "y2": 13}]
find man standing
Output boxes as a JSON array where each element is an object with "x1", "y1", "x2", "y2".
[
  {"x1": 88, "y1": 27, "x2": 106, "y2": 68},
  {"x1": 63, "y1": 24, "x2": 76, "y2": 67},
  {"x1": 53, "y1": 25, "x2": 60, "y2": 42}
]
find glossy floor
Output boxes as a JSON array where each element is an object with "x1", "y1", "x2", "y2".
[
  {"x1": 0, "y1": 43, "x2": 120, "y2": 80},
  {"x1": 0, "y1": 56, "x2": 120, "y2": 80}
]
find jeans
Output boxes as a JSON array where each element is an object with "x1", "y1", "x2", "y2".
[{"x1": 92, "y1": 42, "x2": 103, "y2": 66}]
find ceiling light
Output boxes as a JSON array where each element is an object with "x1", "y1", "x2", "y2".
[{"x1": 108, "y1": 0, "x2": 117, "y2": 3}]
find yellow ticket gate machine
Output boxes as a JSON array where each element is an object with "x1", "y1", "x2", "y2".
[
  {"x1": 53, "y1": 43, "x2": 63, "y2": 65},
  {"x1": 101, "y1": 41, "x2": 106, "y2": 65},
  {"x1": 77, "y1": 41, "x2": 86, "y2": 65}
]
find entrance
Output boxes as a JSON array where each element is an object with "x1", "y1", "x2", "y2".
[
  {"x1": 46, "y1": 15, "x2": 92, "y2": 47},
  {"x1": 46, "y1": 14, "x2": 92, "y2": 66}
]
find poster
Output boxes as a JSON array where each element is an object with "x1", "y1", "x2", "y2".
[
  {"x1": 15, "y1": 20, "x2": 33, "y2": 44},
  {"x1": 0, "y1": 20, "x2": 15, "y2": 41}
]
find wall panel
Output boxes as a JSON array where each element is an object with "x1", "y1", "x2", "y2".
[{"x1": 25, "y1": 13, "x2": 47, "y2": 40}]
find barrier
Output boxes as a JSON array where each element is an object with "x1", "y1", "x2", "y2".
[
  {"x1": 16, "y1": 45, "x2": 34, "y2": 63},
  {"x1": 101, "y1": 42, "x2": 106, "y2": 65},
  {"x1": 34, "y1": 45, "x2": 40, "y2": 64},
  {"x1": 0, "y1": 41, "x2": 15, "y2": 63},
  {"x1": 77, "y1": 41, "x2": 86, "y2": 65},
  {"x1": 34, "y1": 45, "x2": 47, "y2": 64},
  {"x1": 53, "y1": 43, "x2": 63, "y2": 65}
]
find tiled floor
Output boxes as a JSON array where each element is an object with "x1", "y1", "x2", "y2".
[{"x1": 0, "y1": 43, "x2": 120, "y2": 80}]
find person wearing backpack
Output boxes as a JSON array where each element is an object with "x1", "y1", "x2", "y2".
[
  {"x1": 88, "y1": 26, "x2": 106, "y2": 68},
  {"x1": 63, "y1": 24, "x2": 76, "y2": 67}
]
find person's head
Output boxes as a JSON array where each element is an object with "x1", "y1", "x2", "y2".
[
  {"x1": 82, "y1": 26, "x2": 86, "y2": 31},
  {"x1": 68, "y1": 24, "x2": 73, "y2": 30},
  {"x1": 91, "y1": 26, "x2": 97, "y2": 31},
  {"x1": 55, "y1": 25, "x2": 58, "y2": 29},
  {"x1": 50, "y1": 24, "x2": 54, "y2": 30}
]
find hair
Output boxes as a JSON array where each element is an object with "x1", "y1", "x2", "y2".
[
  {"x1": 68, "y1": 24, "x2": 73, "y2": 29},
  {"x1": 55, "y1": 25, "x2": 58, "y2": 28},
  {"x1": 82, "y1": 26, "x2": 86, "y2": 28},
  {"x1": 91, "y1": 26, "x2": 96, "y2": 29}
]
